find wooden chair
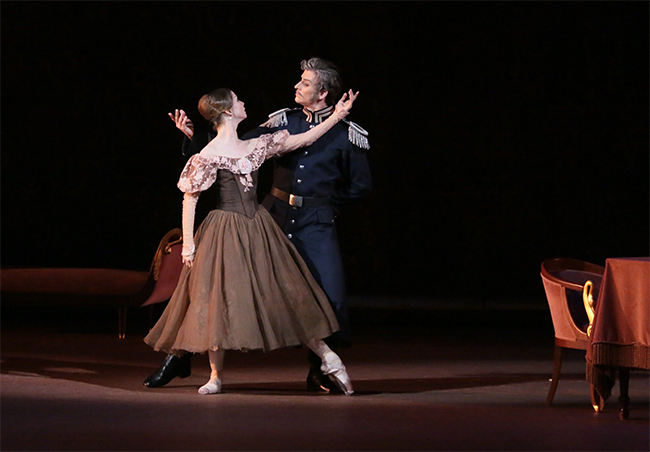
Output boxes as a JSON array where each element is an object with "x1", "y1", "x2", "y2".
[
  {"x1": 118, "y1": 228, "x2": 184, "y2": 338},
  {"x1": 1, "y1": 228, "x2": 183, "y2": 338},
  {"x1": 540, "y1": 257, "x2": 605, "y2": 405}
]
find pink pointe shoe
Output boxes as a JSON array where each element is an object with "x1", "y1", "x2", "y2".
[
  {"x1": 320, "y1": 352, "x2": 354, "y2": 395},
  {"x1": 198, "y1": 378, "x2": 222, "y2": 395}
]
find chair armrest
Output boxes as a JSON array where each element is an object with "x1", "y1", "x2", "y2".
[{"x1": 583, "y1": 280, "x2": 596, "y2": 337}]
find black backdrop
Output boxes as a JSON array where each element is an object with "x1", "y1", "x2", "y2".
[{"x1": 2, "y1": 2, "x2": 648, "y2": 305}]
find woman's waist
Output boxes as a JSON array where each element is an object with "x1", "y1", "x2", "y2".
[{"x1": 213, "y1": 201, "x2": 260, "y2": 219}]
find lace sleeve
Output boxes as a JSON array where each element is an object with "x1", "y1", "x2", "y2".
[
  {"x1": 177, "y1": 154, "x2": 218, "y2": 193},
  {"x1": 258, "y1": 130, "x2": 291, "y2": 159}
]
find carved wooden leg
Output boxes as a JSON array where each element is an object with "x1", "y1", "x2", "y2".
[
  {"x1": 618, "y1": 367, "x2": 630, "y2": 420},
  {"x1": 547, "y1": 344, "x2": 563, "y2": 405},
  {"x1": 590, "y1": 383, "x2": 604, "y2": 412},
  {"x1": 118, "y1": 307, "x2": 127, "y2": 339}
]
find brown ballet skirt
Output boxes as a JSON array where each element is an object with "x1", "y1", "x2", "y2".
[{"x1": 144, "y1": 133, "x2": 339, "y2": 354}]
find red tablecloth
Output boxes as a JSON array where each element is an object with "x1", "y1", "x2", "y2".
[{"x1": 586, "y1": 257, "x2": 650, "y2": 399}]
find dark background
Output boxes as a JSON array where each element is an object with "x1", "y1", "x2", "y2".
[{"x1": 2, "y1": 2, "x2": 648, "y2": 306}]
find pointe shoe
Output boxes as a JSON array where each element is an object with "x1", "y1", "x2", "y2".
[
  {"x1": 320, "y1": 352, "x2": 354, "y2": 396},
  {"x1": 143, "y1": 353, "x2": 192, "y2": 388},
  {"x1": 198, "y1": 378, "x2": 222, "y2": 395}
]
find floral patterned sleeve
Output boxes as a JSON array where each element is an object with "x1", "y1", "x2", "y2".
[
  {"x1": 177, "y1": 154, "x2": 218, "y2": 193},
  {"x1": 257, "y1": 130, "x2": 290, "y2": 160}
]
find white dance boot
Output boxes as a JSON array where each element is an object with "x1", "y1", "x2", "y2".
[{"x1": 320, "y1": 351, "x2": 354, "y2": 396}]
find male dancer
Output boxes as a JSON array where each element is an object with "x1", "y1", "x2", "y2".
[{"x1": 144, "y1": 57, "x2": 372, "y2": 392}]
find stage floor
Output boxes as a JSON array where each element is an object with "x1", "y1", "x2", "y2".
[{"x1": 2, "y1": 307, "x2": 648, "y2": 451}]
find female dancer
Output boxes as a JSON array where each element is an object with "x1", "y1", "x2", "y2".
[{"x1": 144, "y1": 88, "x2": 358, "y2": 395}]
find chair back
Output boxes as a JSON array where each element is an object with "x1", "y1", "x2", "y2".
[
  {"x1": 541, "y1": 258, "x2": 605, "y2": 347},
  {"x1": 140, "y1": 229, "x2": 183, "y2": 307}
]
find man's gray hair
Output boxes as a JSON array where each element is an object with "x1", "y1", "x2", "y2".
[{"x1": 300, "y1": 57, "x2": 342, "y2": 106}]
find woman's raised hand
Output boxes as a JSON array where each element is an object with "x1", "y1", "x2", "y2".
[
  {"x1": 333, "y1": 89, "x2": 359, "y2": 120},
  {"x1": 168, "y1": 108, "x2": 195, "y2": 139}
]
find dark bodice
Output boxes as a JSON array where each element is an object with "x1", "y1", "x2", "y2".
[{"x1": 214, "y1": 169, "x2": 260, "y2": 219}]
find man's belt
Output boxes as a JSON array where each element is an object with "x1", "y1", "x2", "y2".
[{"x1": 271, "y1": 187, "x2": 330, "y2": 208}]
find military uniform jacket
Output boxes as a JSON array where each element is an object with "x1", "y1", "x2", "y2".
[{"x1": 243, "y1": 106, "x2": 372, "y2": 226}]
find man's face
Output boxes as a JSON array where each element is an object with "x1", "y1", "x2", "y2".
[{"x1": 294, "y1": 70, "x2": 324, "y2": 107}]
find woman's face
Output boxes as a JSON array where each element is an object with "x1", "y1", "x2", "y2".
[{"x1": 230, "y1": 92, "x2": 247, "y2": 120}]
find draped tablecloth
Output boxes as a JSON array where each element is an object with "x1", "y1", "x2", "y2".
[{"x1": 586, "y1": 257, "x2": 650, "y2": 400}]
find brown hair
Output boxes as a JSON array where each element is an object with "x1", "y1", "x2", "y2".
[{"x1": 198, "y1": 88, "x2": 233, "y2": 130}]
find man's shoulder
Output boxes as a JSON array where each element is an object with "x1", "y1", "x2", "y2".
[
  {"x1": 259, "y1": 107, "x2": 302, "y2": 128},
  {"x1": 327, "y1": 119, "x2": 369, "y2": 150},
  {"x1": 258, "y1": 106, "x2": 370, "y2": 150},
  {"x1": 341, "y1": 119, "x2": 370, "y2": 150}
]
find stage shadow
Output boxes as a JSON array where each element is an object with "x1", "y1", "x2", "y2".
[
  {"x1": 3, "y1": 355, "x2": 556, "y2": 395},
  {"x1": 224, "y1": 373, "x2": 552, "y2": 395}
]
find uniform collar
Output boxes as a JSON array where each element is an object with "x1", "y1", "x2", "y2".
[{"x1": 303, "y1": 105, "x2": 334, "y2": 124}]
